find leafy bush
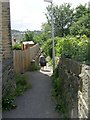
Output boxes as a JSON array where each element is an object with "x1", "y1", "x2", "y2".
[
  {"x1": 42, "y1": 35, "x2": 89, "y2": 63},
  {"x1": 59, "y1": 35, "x2": 88, "y2": 62},
  {"x1": 12, "y1": 44, "x2": 22, "y2": 50}
]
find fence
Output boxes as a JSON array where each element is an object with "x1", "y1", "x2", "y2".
[{"x1": 13, "y1": 43, "x2": 40, "y2": 73}]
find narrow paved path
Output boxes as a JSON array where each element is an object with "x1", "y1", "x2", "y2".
[{"x1": 3, "y1": 67, "x2": 61, "y2": 118}]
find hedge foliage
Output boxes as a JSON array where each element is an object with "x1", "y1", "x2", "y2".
[{"x1": 42, "y1": 35, "x2": 90, "y2": 64}]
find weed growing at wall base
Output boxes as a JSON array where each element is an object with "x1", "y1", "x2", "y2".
[
  {"x1": 2, "y1": 97, "x2": 16, "y2": 111},
  {"x1": 29, "y1": 61, "x2": 40, "y2": 71},
  {"x1": 51, "y1": 66, "x2": 68, "y2": 117},
  {"x1": 2, "y1": 73, "x2": 32, "y2": 111},
  {"x1": 14, "y1": 73, "x2": 32, "y2": 96}
]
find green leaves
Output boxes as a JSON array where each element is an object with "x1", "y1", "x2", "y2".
[
  {"x1": 21, "y1": 31, "x2": 35, "y2": 43},
  {"x1": 59, "y1": 36, "x2": 88, "y2": 62},
  {"x1": 46, "y1": 3, "x2": 73, "y2": 37},
  {"x1": 51, "y1": 67, "x2": 67, "y2": 115},
  {"x1": 2, "y1": 73, "x2": 32, "y2": 111},
  {"x1": 12, "y1": 44, "x2": 22, "y2": 50},
  {"x1": 42, "y1": 35, "x2": 89, "y2": 63},
  {"x1": 2, "y1": 97, "x2": 17, "y2": 111},
  {"x1": 70, "y1": 4, "x2": 90, "y2": 36},
  {"x1": 45, "y1": 3, "x2": 89, "y2": 37},
  {"x1": 14, "y1": 74, "x2": 32, "y2": 96}
]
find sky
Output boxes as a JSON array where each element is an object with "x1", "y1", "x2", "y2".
[{"x1": 10, "y1": 0, "x2": 89, "y2": 31}]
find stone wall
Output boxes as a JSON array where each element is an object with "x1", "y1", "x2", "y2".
[
  {"x1": 58, "y1": 57, "x2": 90, "y2": 118},
  {"x1": 78, "y1": 64, "x2": 90, "y2": 118},
  {"x1": 0, "y1": 1, "x2": 2, "y2": 119},
  {"x1": 0, "y1": 0, "x2": 15, "y2": 97}
]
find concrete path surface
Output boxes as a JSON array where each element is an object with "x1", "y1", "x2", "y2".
[{"x1": 3, "y1": 67, "x2": 61, "y2": 118}]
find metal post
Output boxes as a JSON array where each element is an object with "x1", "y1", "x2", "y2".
[{"x1": 44, "y1": 0, "x2": 55, "y2": 72}]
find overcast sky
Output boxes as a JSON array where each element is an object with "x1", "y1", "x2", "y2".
[{"x1": 10, "y1": 0, "x2": 89, "y2": 31}]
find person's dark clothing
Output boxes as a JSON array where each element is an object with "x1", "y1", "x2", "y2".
[{"x1": 39, "y1": 55, "x2": 46, "y2": 67}]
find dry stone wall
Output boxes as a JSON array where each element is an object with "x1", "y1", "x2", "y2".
[
  {"x1": 58, "y1": 58, "x2": 90, "y2": 118},
  {"x1": 78, "y1": 64, "x2": 90, "y2": 118},
  {"x1": 0, "y1": 1, "x2": 2, "y2": 119}
]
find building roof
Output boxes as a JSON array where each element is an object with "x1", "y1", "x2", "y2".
[{"x1": 22, "y1": 41, "x2": 34, "y2": 45}]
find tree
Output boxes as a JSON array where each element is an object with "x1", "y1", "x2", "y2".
[
  {"x1": 24, "y1": 33, "x2": 29, "y2": 41},
  {"x1": 41, "y1": 23, "x2": 51, "y2": 40},
  {"x1": 70, "y1": 4, "x2": 90, "y2": 36},
  {"x1": 45, "y1": 3, "x2": 74, "y2": 37},
  {"x1": 33, "y1": 33, "x2": 43, "y2": 45},
  {"x1": 33, "y1": 23, "x2": 51, "y2": 46},
  {"x1": 72, "y1": 4, "x2": 88, "y2": 22},
  {"x1": 22, "y1": 31, "x2": 35, "y2": 42},
  {"x1": 70, "y1": 15, "x2": 90, "y2": 36},
  {"x1": 28, "y1": 31, "x2": 34, "y2": 41}
]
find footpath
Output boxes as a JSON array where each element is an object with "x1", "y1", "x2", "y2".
[{"x1": 3, "y1": 66, "x2": 61, "y2": 118}]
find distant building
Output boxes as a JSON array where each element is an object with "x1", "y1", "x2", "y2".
[{"x1": 22, "y1": 41, "x2": 34, "y2": 50}]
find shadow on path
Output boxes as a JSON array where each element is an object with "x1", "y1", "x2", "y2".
[
  {"x1": 41, "y1": 69, "x2": 51, "y2": 72},
  {"x1": 3, "y1": 68, "x2": 61, "y2": 118}
]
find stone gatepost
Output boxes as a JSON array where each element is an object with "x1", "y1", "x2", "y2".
[{"x1": 0, "y1": 0, "x2": 15, "y2": 118}]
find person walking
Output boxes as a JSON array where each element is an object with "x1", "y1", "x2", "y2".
[{"x1": 39, "y1": 54, "x2": 47, "y2": 70}]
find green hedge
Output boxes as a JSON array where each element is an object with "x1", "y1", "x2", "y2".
[{"x1": 42, "y1": 35, "x2": 89, "y2": 64}]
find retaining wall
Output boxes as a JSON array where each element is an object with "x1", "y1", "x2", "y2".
[{"x1": 58, "y1": 58, "x2": 90, "y2": 118}]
